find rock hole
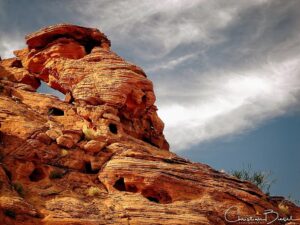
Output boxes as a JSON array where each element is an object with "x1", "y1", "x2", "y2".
[
  {"x1": 84, "y1": 39, "x2": 99, "y2": 54},
  {"x1": 113, "y1": 177, "x2": 137, "y2": 193},
  {"x1": 126, "y1": 184, "x2": 138, "y2": 193},
  {"x1": 142, "y1": 137, "x2": 158, "y2": 148},
  {"x1": 142, "y1": 95, "x2": 147, "y2": 103},
  {"x1": 141, "y1": 188, "x2": 172, "y2": 204},
  {"x1": 29, "y1": 168, "x2": 46, "y2": 182},
  {"x1": 108, "y1": 123, "x2": 118, "y2": 134},
  {"x1": 84, "y1": 117, "x2": 92, "y2": 123},
  {"x1": 147, "y1": 196, "x2": 159, "y2": 203},
  {"x1": 0, "y1": 131, "x2": 4, "y2": 146},
  {"x1": 84, "y1": 161, "x2": 99, "y2": 174},
  {"x1": 48, "y1": 107, "x2": 64, "y2": 116},
  {"x1": 113, "y1": 177, "x2": 126, "y2": 191},
  {"x1": 11, "y1": 59, "x2": 22, "y2": 68},
  {"x1": 4, "y1": 209, "x2": 16, "y2": 219}
]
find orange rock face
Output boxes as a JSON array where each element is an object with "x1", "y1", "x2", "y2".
[
  {"x1": 14, "y1": 24, "x2": 168, "y2": 150},
  {"x1": 0, "y1": 24, "x2": 299, "y2": 225}
]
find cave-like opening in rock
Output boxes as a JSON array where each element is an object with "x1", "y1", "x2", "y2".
[
  {"x1": 84, "y1": 161, "x2": 99, "y2": 174},
  {"x1": 29, "y1": 167, "x2": 46, "y2": 182},
  {"x1": 113, "y1": 177, "x2": 126, "y2": 191},
  {"x1": 141, "y1": 188, "x2": 172, "y2": 204},
  {"x1": 142, "y1": 136, "x2": 158, "y2": 148},
  {"x1": 11, "y1": 59, "x2": 23, "y2": 68},
  {"x1": 146, "y1": 196, "x2": 159, "y2": 203},
  {"x1": 83, "y1": 39, "x2": 100, "y2": 54},
  {"x1": 48, "y1": 107, "x2": 64, "y2": 116},
  {"x1": 109, "y1": 123, "x2": 118, "y2": 134},
  {"x1": 126, "y1": 184, "x2": 138, "y2": 193}
]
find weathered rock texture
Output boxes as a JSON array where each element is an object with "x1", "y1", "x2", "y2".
[{"x1": 0, "y1": 24, "x2": 299, "y2": 225}]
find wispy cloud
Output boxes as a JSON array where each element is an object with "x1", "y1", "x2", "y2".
[
  {"x1": 70, "y1": 0, "x2": 241, "y2": 58},
  {"x1": 0, "y1": 37, "x2": 24, "y2": 58},
  {"x1": 147, "y1": 53, "x2": 197, "y2": 72},
  {"x1": 158, "y1": 58, "x2": 300, "y2": 150}
]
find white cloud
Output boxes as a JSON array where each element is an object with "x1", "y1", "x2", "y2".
[
  {"x1": 71, "y1": 0, "x2": 269, "y2": 58},
  {"x1": 0, "y1": 35, "x2": 25, "y2": 59},
  {"x1": 147, "y1": 53, "x2": 197, "y2": 72},
  {"x1": 158, "y1": 58, "x2": 300, "y2": 150}
]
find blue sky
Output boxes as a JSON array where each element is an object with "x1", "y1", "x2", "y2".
[{"x1": 0, "y1": 0, "x2": 299, "y2": 201}]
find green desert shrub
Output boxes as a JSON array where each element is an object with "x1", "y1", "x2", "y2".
[
  {"x1": 86, "y1": 186, "x2": 102, "y2": 197},
  {"x1": 286, "y1": 194, "x2": 300, "y2": 205},
  {"x1": 278, "y1": 201, "x2": 290, "y2": 215},
  {"x1": 231, "y1": 165, "x2": 275, "y2": 195},
  {"x1": 12, "y1": 182, "x2": 25, "y2": 197},
  {"x1": 49, "y1": 170, "x2": 64, "y2": 179}
]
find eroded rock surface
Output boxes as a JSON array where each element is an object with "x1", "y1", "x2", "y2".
[{"x1": 0, "y1": 24, "x2": 299, "y2": 225}]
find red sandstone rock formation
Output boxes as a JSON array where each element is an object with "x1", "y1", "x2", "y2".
[{"x1": 0, "y1": 24, "x2": 299, "y2": 225}]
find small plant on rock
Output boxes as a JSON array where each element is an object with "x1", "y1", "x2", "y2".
[
  {"x1": 86, "y1": 186, "x2": 102, "y2": 197},
  {"x1": 49, "y1": 170, "x2": 64, "y2": 179},
  {"x1": 278, "y1": 201, "x2": 290, "y2": 215},
  {"x1": 231, "y1": 164, "x2": 275, "y2": 195},
  {"x1": 287, "y1": 194, "x2": 300, "y2": 205},
  {"x1": 12, "y1": 182, "x2": 24, "y2": 197},
  {"x1": 60, "y1": 149, "x2": 68, "y2": 157}
]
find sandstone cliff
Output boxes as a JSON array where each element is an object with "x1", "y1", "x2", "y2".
[{"x1": 0, "y1": 24, "x2": 299, "y2": 225}]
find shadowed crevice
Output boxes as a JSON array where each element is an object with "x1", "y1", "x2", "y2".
[
  {"x1": 48, "y1": 107, "x2": 64, "y2": 116},
  {"x1": 29, "y1": 167, "x2": 46, "y2": 182}
]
